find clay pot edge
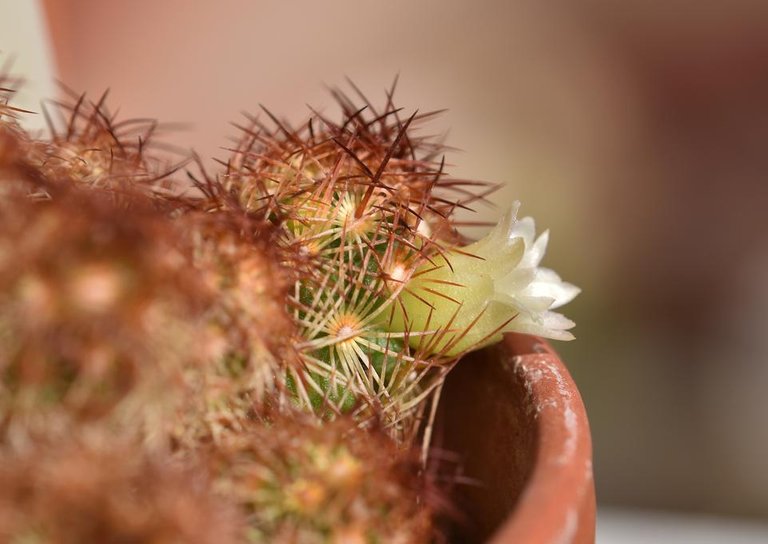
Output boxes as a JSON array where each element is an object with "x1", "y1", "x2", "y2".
[{"x1": 488, "y1": 334, "x2": 596, "y2": 544}]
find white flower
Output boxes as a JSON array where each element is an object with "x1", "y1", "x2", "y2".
[
  {"x1": 385, "y1": 202, "x2": 579, "y2": 355},
  {"x1": 485, "y1": 202, "x2": 580, "y2": 339}
]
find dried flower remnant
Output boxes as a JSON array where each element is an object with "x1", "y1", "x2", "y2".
[
  {"x1": 0, "y1": 436, "x2": 242, "y2": 544},
  {"x1": 204, "y1": 413, "x2": 435, "y2": 544},
  {"x1": 386, "y1": 202, "x2": 580, "y2": 355}
]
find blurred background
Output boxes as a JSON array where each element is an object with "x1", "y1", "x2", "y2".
[{"x1": 4, "y1": 0, "x2": 767, "y2": 540}]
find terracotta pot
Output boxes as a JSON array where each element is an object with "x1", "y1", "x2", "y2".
[{"x1": 437, "y1": 333, "x2": 595, "y2": 543}]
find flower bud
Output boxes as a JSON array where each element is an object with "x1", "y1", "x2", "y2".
[{"x1": 386, "y1": 202, "x2": 579, "y2": 355}]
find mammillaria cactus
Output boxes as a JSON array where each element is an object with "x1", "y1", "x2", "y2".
[
  {"x1": 0, "y1": 188, "x2": 207, "y2": 446},
  {"x1": 203, "y1": 412, "x2": 435, "y2": 544},
  {"x1": 0, "y1": 434, "x2": 242, "y2": 544},
  {"x1": 0, "y1": 67, "x2": 577, "y2": 542},
  {"x1": 215, "y1": 94, "x2": 492, "y2": 441}
]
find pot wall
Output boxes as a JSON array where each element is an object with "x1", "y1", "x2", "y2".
[{"x1": 437, "y1": 334, "x2": 595, "y2": 543}]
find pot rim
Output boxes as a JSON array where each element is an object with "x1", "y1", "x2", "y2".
[{"x1": 488, "y1": 333, "x2": 595, "y2": 544}]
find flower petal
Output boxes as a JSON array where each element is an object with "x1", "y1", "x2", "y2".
[{"x1": 524, "y1": 267, "x2": 581, "y2": 308}]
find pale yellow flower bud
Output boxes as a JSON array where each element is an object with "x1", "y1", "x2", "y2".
[{"x1": 386, "y1": 202, "x2": 579, "y2": 355}]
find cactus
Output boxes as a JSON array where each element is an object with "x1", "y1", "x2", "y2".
[
  {"x1": 214, "y1": 92, "x2": 492, "y2": 440},
  {"x1": 0, "y1": 434, "x2": 242, "y2": 544},
  {"x1": 0, "y1": 188, "x2": 207, "y2": 446},
  {"x1": 203, "y1": 412, "x2": 435, "y2": 544},
  {"x1": 0, "y1": 67, "x2": 577, "y2": 542}
]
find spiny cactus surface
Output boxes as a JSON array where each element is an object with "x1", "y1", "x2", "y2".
[{"x1": 0, "y1": 69, "x2": 577, "y2": 543}]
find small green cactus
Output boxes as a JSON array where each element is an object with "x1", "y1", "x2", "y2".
[
  {"x1": 216, "y1": 99, "x2": 484, "y2": 439},
  {"x1": 205, "y1": 413, "x2": 434, "y2": 544}
]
